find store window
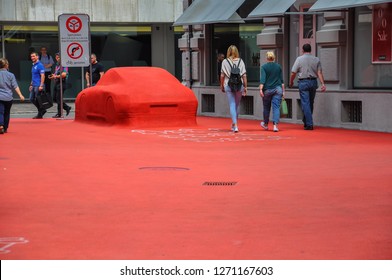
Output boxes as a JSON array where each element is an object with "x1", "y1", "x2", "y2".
[
  {"x1": 354, "y1": 6, "x2": 392, "y2": 88},
  {"x1": 0, "y1": 24, "x2": 152, "y2": 98},
  {"x1": 211, "y1": 23, "x2": 262, "y2": 86}
]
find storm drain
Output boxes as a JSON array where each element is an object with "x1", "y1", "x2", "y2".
[
  {"x1": 203, "y1": 181, "x2": 237, "y2": 186},
  {"x1": 139, "y1": 166, "x2": 190, "y2": 171}
]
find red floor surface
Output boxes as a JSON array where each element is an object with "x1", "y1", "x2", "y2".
[{"x1": 1, "y1": 118, "x2": 392, "y2": 260}]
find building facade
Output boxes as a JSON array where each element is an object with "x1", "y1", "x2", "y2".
[
  {"x1": 176, "y1": 0, "x2": 392, "y2": 132},
  {"x1": 0, "y1": 0, "x2": 184, "y2": 99},
  {"x1": 1, "y1": 0, "x2": 391, "y2": 132}
]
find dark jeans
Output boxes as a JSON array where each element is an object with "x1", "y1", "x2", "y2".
[
  {"x1": 44, "y1": 72, "x2": 52, "y2": 94},
  {"x1": 298, "y1": 79, "x2": 317, "y2": 127},
  {"x1": 29, "y1": 86, "x2": 46, "y2": 116},
  {"x1": 0, "y1": 100, "x2": 13, "y2": 131},
  {"x1": 53, "y1": 82, "x2": 71, "y2": 115}
]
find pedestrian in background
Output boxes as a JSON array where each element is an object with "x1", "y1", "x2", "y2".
[
  {"x1": 39, "y1": 46, "x2": 54, "y2": 96},
  {"x1": 49, "y1": 53, "x2": 71, "y2": 118},
  {"x1": 85, "y1": 53, "x2": 104, "y2": 87},
  {"x1": 216, "y1": 52, "x2": 225, "y2": 82},
  {"x1": 259, "y1": 51, "x2": 285, "y2": 132},
  {"x1": 0, "y1": 58, "x2": 25, "y2": 134},
  {"x1": 29, "y1": 52, "x2": 46, "y2": 119},
  {"x1": 289, "y1": 43, "x2": 326, "y2": 130},
  {"x1": 220, "y1": 45, "x2": 247, "y2": 133}
]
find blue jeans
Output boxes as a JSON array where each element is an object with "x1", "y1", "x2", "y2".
[
  {"x1": 0, "y1": 100, "x2": 13, "y2": 131},
  {"x1": 225, "y1": 85, "x2": 243, "y2": 125},
  {"x1": 298, "y1": 79, "x2": 317, "y2": 127},
  {"x1": 262, "y1": 86, "x2": 283, "y2": 125}
]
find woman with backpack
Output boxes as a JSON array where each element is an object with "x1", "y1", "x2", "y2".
[{"x1": 220, "y1": 45, "x2": 247, "y2": 133}]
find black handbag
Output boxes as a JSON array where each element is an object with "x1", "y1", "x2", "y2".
[{"x1": 36, "y1": 91, "x2": 53, "y2": 110}]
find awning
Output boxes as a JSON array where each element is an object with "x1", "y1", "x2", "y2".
[
  {"x1": 309, "y1": 0, "x2": 392, "y2": 12},
  {"x1": 248, "y1": 0, "x2": 297, "y2": 18},
  {"x1": 173, "y1": 0, "x2": 245, "y2": 26}
]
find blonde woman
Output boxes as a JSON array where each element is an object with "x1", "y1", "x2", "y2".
[
  {"x1": 220, "y1": 45, "x2": 247, "y2": 133},
  {"x1": 259, "y1": 51, "x2": 285, "y2": 132}
]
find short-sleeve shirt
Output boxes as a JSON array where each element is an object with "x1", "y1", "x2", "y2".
[
  {"x1": 221, "y1": 58, "x2": 246, "y2": 87},
  {"x1": 260, "y1": 62, "x2": 283, "y2": 90},
  {"x1": 40, "y1": 54, "x2": 54, "y2": 72},
  {"x1": 31, "y1": 61, "x2": 45, "y2": 87},
  {"x1": 54, "y1": 63, "x2": 69, "y2": 84},
  {"x1": 0, "y1": 69, "x2": 19, "y2": 101},
  {"x1": 85, "y1": 62, "x2": 104, "y2": 84},
  {"x1": 291, "y1": 53, "x2": 322, "y2": 79}
]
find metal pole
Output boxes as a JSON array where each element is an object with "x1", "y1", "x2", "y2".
[
  {"x1": 81, "y1": 67, "x2": 84, "y2": 89},
  {"x1": 60, "y1": 68, "x2": 63, "y2": 118},
  {"x1": 1, "y1": 25, "x2": 5, "y2": 57}
]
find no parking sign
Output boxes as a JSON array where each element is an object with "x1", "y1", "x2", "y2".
[{"x1": 58, "y1": 14, "x2": 90, "y2": 67}]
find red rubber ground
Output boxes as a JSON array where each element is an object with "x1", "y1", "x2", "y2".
[{"x1": 1, "y1": 118, "x2": 391, "y2": 259}]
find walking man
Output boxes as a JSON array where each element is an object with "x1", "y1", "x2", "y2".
[
  {"x1": 85, "y1": 53, "x2": 104, "y2": 87},
  {"x1": 289, "y1": 43, "x2": 326, "y2": 130},
  {"x1": 29, "y1": 52, "x2": 46, "y2": 119}
]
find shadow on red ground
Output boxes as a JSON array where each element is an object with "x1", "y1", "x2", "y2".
[{"x1": 1, "y1": 117, "x2": 392, "y2": 260}]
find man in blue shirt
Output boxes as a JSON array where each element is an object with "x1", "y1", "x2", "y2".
[{"x1": 29, "y1": 52, "x2": 46, "y2": 119}]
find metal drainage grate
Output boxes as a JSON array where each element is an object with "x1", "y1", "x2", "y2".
[
  {"x1": 139, "y1": 166, "x2": 190, "y2": 171},
  {"x1": 203, "y1": 181, "x2": 237, "y2": 186}
]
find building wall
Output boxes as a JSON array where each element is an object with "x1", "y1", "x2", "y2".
[
  {"x1": 180, "y1": 1, "x2": 392, "y2": 133},
  {"x1": 192, "y1": 87, "x2": 392, "y2": 133},
  {"x1": 0, "y1": 0, "x2": 183, "y2": 23},
  {"x1": 0, "y1": 0, "x2": 184, "y2": 100}
]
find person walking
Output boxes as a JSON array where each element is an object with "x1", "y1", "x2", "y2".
[
  {"x1": 39, "y1": 46, "x2": 54, "y2": 96},
  {"x1": 85, "y1": 53, "x2": 104, "y2": 87},
  {"x1": 49, "y1": 53, "x2": 71, "y2": 118},
  {"x1": 29, "y1": 52, "x2": 46, "y2": 119},
  {"x1": 0, "y1": 58, "x2": 25, "y2": 134},
  {"x1": 289, "y1": 43, "x2": 326, "y2": 130},
  {"x1": 220, "y1": 45, "x2": 247, "y2": 133},
  {"x1": 259, "y1": 51, "x2": 285, "y2": 132},
  {"x1": 216, "y1": 52, "x2": 225, "y2": 82}
]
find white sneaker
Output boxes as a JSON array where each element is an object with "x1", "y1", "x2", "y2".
[
  {"x1": 273, "y1": 124, "x2": 279, "y2": 132},
  {"x1": 234, "y1": 126, "x2": 239, "y2": 133},
  {"x1": 260, "y1": 121, "x2": 268, "y2": 130}
]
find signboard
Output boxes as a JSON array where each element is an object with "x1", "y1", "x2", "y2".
[
  {"x1": 372, "y1": 4, "x2": 392, "y2": 64},
  {"x1": 58, "y1": 14, "x2": 90, "y2": 67}
]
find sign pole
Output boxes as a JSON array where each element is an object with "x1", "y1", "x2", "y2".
[{"x1": 58, "y1": 13, "x2": 90, "y2": 118}]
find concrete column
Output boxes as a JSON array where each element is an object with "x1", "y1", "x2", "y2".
[
  {"x1": 256, "y1": 17, "x2": 284, "y2": 65},
  {"x1": 178, "y1": 26, "x2": 192, "y2": 87},
  {"x1": 152, "y1": 24, "x2": 175, "y2": 75},
  {"x1": 316, "y1": 12, "x2": 348, "y2": 88},
  {"x1": 190, "y1": 24, "x2": 204, "y2": 86}
]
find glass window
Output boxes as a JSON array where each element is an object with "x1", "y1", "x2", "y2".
[
  {"x1": 174, "y1": 26, "x2": 185, "y2": 81},
  {"x1": 0, "y1": 24, "x2": 152, "y2": 98},
  {"x1": 211, "y1": 23, "x2": 263, "y2": 86},
  {"x1": 354, "y1": 6, "x2": 392, "y2": 88}
]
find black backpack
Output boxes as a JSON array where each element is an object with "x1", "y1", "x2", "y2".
[{"x1": 227, "y1": 58, "x2": 242, "y2": 92}]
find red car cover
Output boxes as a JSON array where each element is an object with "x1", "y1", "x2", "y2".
[{"x1": 75, "y1": 67, "x2": 198, "y2": 127}]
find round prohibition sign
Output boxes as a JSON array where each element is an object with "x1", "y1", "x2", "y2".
[
  {"x1": 67, "y1": 43, "x2": 84, "y2": 59},
  {"x1": 66, "y1": 16, "x2": 82, "y2": 33}
]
